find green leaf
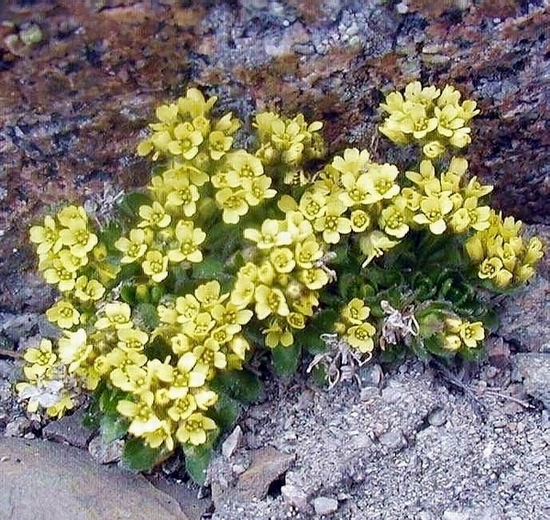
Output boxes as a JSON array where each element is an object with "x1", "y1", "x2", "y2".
[
  {"x1": 99, "y1": 387, "x2": 128, "y2": 415},
  {"x1": 272, "y1": 342, "x2": 301, "y2": 377},
  {"x1": 134, "y1": 303, "x2": 160, "y2": 330},
  {"x1": 209, "y1": 393, "x2": 241, "y2": 433},
  {"x1": 118, "y1": 192, "x2": 152, "y2": 219},
  {"x1": 100, "y1": 413, "x2": 129, "y2": 443},
  {"x1": 191, "y1": 257, "x2": 227, "y2": 280},
  {"x1": 210, "y1": 369, "x2": 263, "y2": 404},
  {"x1": 183, "y1": 444, "x2": 213, "y2": 485},
  {"x1": 120, "y1": 284, "x2": 137, "y2": 305},
  {"x1": 120, "y1": 437, "x2": 163, "y2": 472}
]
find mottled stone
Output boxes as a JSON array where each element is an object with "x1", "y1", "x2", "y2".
[
  {"x1": 235, "y1": 446, "x2": 295, "y2": 500},
  {"x1": 0, "y1": 437, "x2": 185, "y2": 520},
  {"x1": 42, "y1": 408, "x2": 95, "y2": 449},
  {"x1": 512, "y1": 353, "x2": 550, "y2": 409},
  {"x1": 312, "y1": 496, "x2": 339, "y2": 516}
]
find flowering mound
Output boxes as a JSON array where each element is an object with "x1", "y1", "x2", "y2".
[{"x1": 18, "y1": 84, "x2": 543, "y2": 479}]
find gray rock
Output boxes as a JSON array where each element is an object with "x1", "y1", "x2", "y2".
[
  {"x1": 88, "y1": 435, "x2": 124, "y2": 464},
  {"x1": 222, "y1": 425, "x2": 243, "y2": 459},
  {"x1": 4, "y1": 416, "x2": 30, "y2": 437},
  {"x1": 498, "y1": 275, "x2": 550, "y2": 352},
  {"x1": 312, "y1": 496, "x2": 339, "y2": 516},
  {"x1": 42, "y1": 408, "x2": 94, "y2": 449},
  {"x1": 378, "y1": 428, "x2": 408, "y2": 450},
  {"x1": 428, "y1": 407, "x2": 447, "y2": 427},
  {"x1": 281, "y1": 483, "x2": 309, "y2": 512},
  {"x1": 234, "y1": 447, "x2": 295, "y2": 500},
  {"x1": 512, "y1": 353, "x2": 550, "y2": 409},
  {"x1": 0, "y1": 437, "x2": 186, "y2": 520}
]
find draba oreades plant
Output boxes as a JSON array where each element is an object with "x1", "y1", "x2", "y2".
[{"x1": 18, "y1": 83, "x2": 544, "y2": 480}]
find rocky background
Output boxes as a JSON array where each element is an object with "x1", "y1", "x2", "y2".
[{"x1": 0, "y1": 1, "x2": 549, "y2": 519}]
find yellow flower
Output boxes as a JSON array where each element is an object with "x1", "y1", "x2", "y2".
[
  {"x1": 168, "y1": 352, "x2": 208, "y2": 399},
  {"x1": 208, "y1": 130, "x2": 232, "y2": 160},
  {"x1": 294, "y1": 239, "x2": 323, "y2": 269},
  {"x1": 422, "y1": 140, "x2": 445, "y2": 159},
  {"x1": 46, "y1": 300, "x2": 80, "y2": 329},
  {"x1": 178, "y1": 88, "x2": 217, "y2": 119},
  {"x1": 465, "y1": 235, "x2": 485, "y2": 263},
  {"x1": 443, "y1": 334, "x2": 461, "y2": 351},
  {"x1": 115, "y1": 228, "x2": 149, "y2": 263},
  {"x1": 341, "y1": 298, "x2": 370, "y2": 325},
  {"x1": 138, "y1": 201, "x2": 171, "y2": 229},
  {"x1": 380, "y1": 199, "x2": 410, "y2": 239},
  {"x1": 349, "y1": 209, "x2": 371, "y2": 233},
  {"x1": 168, "y1": 394, "x2": 197, "y2": 422},
  {"x1": 169, "y1": 122, "x2": 204, "y2": 158},
  {"x1": 165, "y1": 177, "x2": 200, "y2": 216},
  {"x1": 413, "y1": 195, "x2": 454, "y2": 235},
  {"x1": 406, "y1": 159, "x2": 436, "y2": 188},
  {"x1": 182, "y1": 312, "x2": 215, "y2": 340},
  {"x1": 229, "y1": 335, "x2": 250, "y2": 360},
  {"x1": 215, "y1": 188, "x2": 249, "y2": 224},
  {"x1": 314, "y1": 200, "x2": 351, "y2": 244},
  {"x1": 346, "y1": 322, "x2": 376, "y2": 353},
  {"x1": 299, "y1": 267, "x2": 329, "y2": 290},
  {"x1": 58, "y1": 328, "x2": 92, "y2": 373},
  {"x1": 211, "y1": 302, "x2": 253, "y2": 330},
  {"x1": 110, "y1": 363, "x2": 151, "y2": 393},
  {"x1": 176, "y1": 294, "x2": 201, "y2": 323},
  {"x1": 254, "y1": 285, "x2": 290, "y2": 319},
  {"x1": 168, "y1": 221, "x2": 206, "y2": 264},
  {"x1": 59, "y1": 220, "x2": 98, "y2": 258},
  {"x1": 176, "y1": 412, "x2": 217, "y2": 446},
  {"x1": 404, "y1": 81, "x2": 440, "y2": 105},
  {"x1": 142, "y1": 250, "x2": 169, "y2": 282},
  {"x1": 244, "y1": 219, "x2": 292, "y2": 250},
  {"x1": 142, "y1": 420, "x2": 174, "y2": 451},
  {"x1": 243, "y1": 176, "x2": 277, "y2": 206},
  {"x1": 359, "y1": 231, "x2": 399, "y2": 266},
  {"x1": 95, "y1": 302, "x2": 133, "y2": 330},
  {"x1": 57, "y1": 205, "x2": 88, "y2": 229},
  {"x1": 264, "y1": 320, "x2": 294, "y2": 348},
  {"x1": 458, "y1": 321, "x2": 484, "y2": 349},
  {"x1": 230, "y1": 276, "x2": 256, "y2": 307},
  {"x1": 43, "y1": 258, "x2": 78, "y2": 292},
  {"x1": 74, "y1": 276, "x2": 105, "y2": 302},
  {"x1": 400, "y1": 104, "x2": 438, "y2": 139},
  {"x1": 195, "y1": 280, "x2": 227, "y2": 309},
  {"x1": 269, "y1": 247, "x2": 296, "y2": 274},
  {"x1": 22, "y1": 339, "x2": 57, "y2": 379},
  {"x1": 434, "y1": 104, "x2": 465, "y2": 138},
  {"x1": 117, "y1": 328, "x2": 149, "y2": 351},
  {"x1": 523, "y1": 237, "x2": 544, "y2": 265},
  {"x1": 367, "y1": 163, "x2": 400, "y2": 200},
  {"x1": 117, "y1": 391, "x2": 162, "y2": 437},
  {"x1": 30, "y1": 215, "x2": 62, "y2": 256},
  {"x1": 193, "y1": 338, "x2": 227, "y2": 371},
  {"x1": 331, "y1": 148, "x2": 371, "y2": 176}
]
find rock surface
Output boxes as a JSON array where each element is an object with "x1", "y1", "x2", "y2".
[{"x1": 0, "y1": 437, "x2": 186, "y2": 520}]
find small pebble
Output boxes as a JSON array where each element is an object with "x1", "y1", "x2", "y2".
[{"x1": 312, "y1": 496, "x2": 338, "y2": 516}]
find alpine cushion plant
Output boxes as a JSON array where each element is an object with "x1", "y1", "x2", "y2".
[{"x1": 18, "y1": 84, "x2": 544, "y2": 479}]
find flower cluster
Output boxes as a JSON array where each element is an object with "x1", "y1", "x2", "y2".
[
  {"x1": 334, "y1": 298, "x2": 377, "y2": 355},
  {"x1": 241, "y1": 215, "x2": 329, "y2": 348},
  {"x1": 137, "y1": 88, "x2": 240, "y2": 163},
  {"x1": 19, "y1": 83, "x2": 544, "y2": 475},
  {"x1": 254, "y1": 111, "x2": 325, "y2": 180},
  {"x1": 379, "y1": 81, "x2": 480, "y2": 158},
  {"x1": 465, "y1": 210, "x2": 544, "y2": 288},
  {"x1": 442, "y1": 318, "x2": 485, "y2": 352}
]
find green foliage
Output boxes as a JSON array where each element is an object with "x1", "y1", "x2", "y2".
[{"x1": 18, "y1": 82, "x2": 544, "y2": 482}]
